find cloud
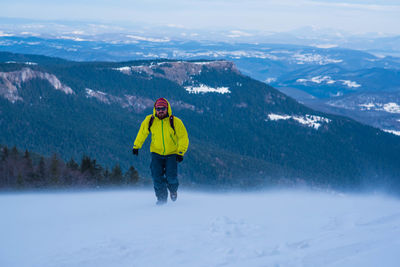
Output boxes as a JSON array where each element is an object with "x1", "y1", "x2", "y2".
[
  {"x1": 305, "y1": 0, "x2": 400, "y2": 11},
  {"x1": 1, "y1": 0, "x2": 400, "y2": 34},
  {"x1": 226, "y1": 30, "x2": 254, "y2": 38}
]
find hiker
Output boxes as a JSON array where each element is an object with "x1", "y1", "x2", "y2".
[{"x1": 132, "y1": 98, "x2": 189, "y2": 204}]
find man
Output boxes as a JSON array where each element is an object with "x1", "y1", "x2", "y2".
[{"x1": 132, "y1": 98, "x2": 189, "y2": 205}]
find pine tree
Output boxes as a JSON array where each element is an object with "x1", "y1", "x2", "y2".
[
  {"x1": 125, "y1": 166, "x2": 140, "y2": 185},
  {"x1": 23, "y1": 150, "x2": 30, "y2": 159},
  {"x1": 10, "y1": 146, "x2": 18, "y2": 159},
  {"x1": 90, "y1": 159, "x2": 103, "y2": 179},
  {"x1": 49, "y1": 154, "x2": 60, "y2": 186},
  {"x1": 81, "y1": 156, "x2": 103, "y2": 184},
  {"x1": 80, "y1": 155, "x2": 92, "y2": 174},
  {"x1": 23, "y1": 150, "x2": 34, "y2": 183},
  {"x1": 36, "y1": 156, "x2": 46, "y2": 186},
  {"x1": 103, "y1": 168, "x2": 110, "y2": 185},
  {"x1": 16, "y1": 172, "x2": 24, "y2": 188},
  {"x1": 1, "y1": 146, "x2": 9, "y2": 161},
  {"x1": 67, "y1": 158, "x2": 79, "y2": 171},
  {"x1": 110, "y1": 164, "x2": 123, "y2": 185}
]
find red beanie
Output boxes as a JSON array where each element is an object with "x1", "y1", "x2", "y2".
[{"x1": 155, "y1": 98, "x2": 168, "y2": 108}]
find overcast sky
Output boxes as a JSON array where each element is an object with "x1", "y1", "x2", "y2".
[{"x1": 1, "y1": 0, "x2": 400, "y2": 34}]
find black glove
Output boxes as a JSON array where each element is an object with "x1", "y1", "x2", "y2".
[
  {"x1": 132, "y1": 148, "x2": 139, "y2": 156},
  {"x1": 176, "y1": 155, "x2": 183, "y2": 162}
]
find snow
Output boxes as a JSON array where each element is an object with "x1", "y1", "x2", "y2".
[
  {"x1": 268, "y1": 114, "x2": 291, "y2": 121},
  {"x1": 297, "y1": 76, "x2": 335, "y2": 84},
  {"x1": 5, "y1": 61, "x2": 37, "y2": 65},
  {"x1": 291, "y1": 115, "x2": 331, "y2": 129},
  {"x1": 341, "y1": 80, "x2": 361, "y2": 88},
  {"x1": 292, "y1": 54, "x2": 342, "y2": 65},
  {"x1": 359, "y1": 103, "x2": 376, "y2": 110},
  {"x1": 169, "y1": 50, "x2": 341, "y2": 64},
  {"x1": 383, "y1": 129, "x2": 400, "y2": 136},
  {"x1": 113, "y1": 66, "x2": 132, "y2": 73},
  {"x1": 383, "y1": 102, "x2": 400, "y2": 114},
  {"x1": 185, "y1": 84, "x2": 231, "y2": 94},
  {"x1": 330, "y1": 91, "x2": 343, "y2": 97},
  {"x1": 0, "y1": 189, "x2": 399, "y2": 267},
  {"x1": 358, "y1": 102, "x2": 400, "y2": 114},
  {"x1": 85, "y1": 88, "x2": 110, "y2": 104},
  {"x1": 267, "y1": 114, "x2": 331, "y2": 130},
  {"x1": 314, "y1": 76, "x2": 335, "y2": 84},
  {"x1": 265, "y1": 77, "x2": 276, "y2": 83},
  {"x1": 126, "y1": 35, "x2": 170, "y2": 43},
  {"x1": 296, "y1": 77, "x2": 361, "y2": 88},
  {"x1": 43, "y1": 73, "x2": 74, "y2": 94},
  {"x1": 192, "y1": 62, "x2": 215, "y2": 65}
]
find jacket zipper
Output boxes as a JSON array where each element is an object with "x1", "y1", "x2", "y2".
[{"x1": 161, "y1": 119, "x2": 166, "y2": 155}]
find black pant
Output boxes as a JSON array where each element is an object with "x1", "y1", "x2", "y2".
[{"x1": 150, "y1": 153, "x2": 179, "y2": 201}]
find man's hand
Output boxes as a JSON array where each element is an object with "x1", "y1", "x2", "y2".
[
  {"x1": 132, "y1": 148, "x2": 139, "y2": 156},
  {"x1": 176, "y1": 155, "x2": 183, "y2": 162}
]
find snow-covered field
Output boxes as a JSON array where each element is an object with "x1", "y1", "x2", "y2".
[{"x1": 1, "y1": 189, "x2": 400, "y2": 267}]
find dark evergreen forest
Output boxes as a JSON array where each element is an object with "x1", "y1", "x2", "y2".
[{"x1": 0, "y1": 144, "x2": 140, "y2": 190}]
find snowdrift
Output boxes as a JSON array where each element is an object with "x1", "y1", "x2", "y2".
[{"x1": 1, "y1": 189, "x2": 399, "y2": 267}]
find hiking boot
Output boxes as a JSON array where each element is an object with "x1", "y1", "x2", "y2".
[{"x1": 170, "y1": 191, "x2": 177, "y2": 202}]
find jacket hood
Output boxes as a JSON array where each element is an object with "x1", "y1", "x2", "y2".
[{"x1": 153, "y1": 98, "x2": 172, "y2": 117}]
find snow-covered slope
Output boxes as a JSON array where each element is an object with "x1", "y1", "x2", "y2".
[
  {"x1": 1, "y1": 189, "x2": 399, "y2": 267},
  {"x1": 0, "y1": 68, "x2": 74, "y2": 103}
]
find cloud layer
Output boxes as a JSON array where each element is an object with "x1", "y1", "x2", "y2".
[{"x1": 1, "y1": 0, "x2": 399, "y2": 34}]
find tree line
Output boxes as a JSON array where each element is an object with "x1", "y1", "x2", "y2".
[{"x1": 0, "y1": 145, "x2": 140, "y2": 190}]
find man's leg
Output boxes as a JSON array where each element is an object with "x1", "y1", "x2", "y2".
[
  {"x1": 150, "y1": 153, "x2": 167, "y2": 203},
  {"x1": 165, "y1": 154, "x2": 179, "y2": 200}
]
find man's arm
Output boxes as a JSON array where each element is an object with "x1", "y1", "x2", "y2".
[
  {"x1": 175, "y1": 118, "x2": 189, "y2": 156},
  {"x1": 133, "y1": 115, "x2": 152, "y2": 150}
]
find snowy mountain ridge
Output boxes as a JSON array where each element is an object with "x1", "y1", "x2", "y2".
[
  {"x1": 267, "y1": 114, "x2": 331, "y2": 130},
  {"x1": 0, "y1": 67, "x2": 73, "y2": 103},
  {"x1": 303, "y1": 91, "x2": 400, "y2": 134},
  {"x1": 85, "y1": 88, "x2": 200, "y2": 113},
  {"x1": 113, "y1": 60, "x2": 238, "y2": 86}
]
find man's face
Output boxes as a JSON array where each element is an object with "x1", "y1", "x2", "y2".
[{"x1": 155, "y1": 106, "x2": 168, "y2": 119}]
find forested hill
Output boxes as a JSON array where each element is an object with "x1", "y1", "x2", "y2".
[
  {"x1": 0, "y1": 145, "x2": 140, "y2": 190},
  {"x1": 1, "y1": 52, "x2": 400, "y2": 191}
]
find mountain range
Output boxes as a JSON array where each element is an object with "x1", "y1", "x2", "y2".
[
  {"x1": 1, "y1": 51, "x2": 400, "y2": 192},
  {"x1": 1, "y1": 18, "x2": 400, "y2": 56},
  {"x1": 2, "y1": 34, "x2": 400, "y2": 135}
]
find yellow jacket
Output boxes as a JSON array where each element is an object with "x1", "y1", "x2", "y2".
[{"x1": 133, "y1": 99, "x2": 189, "y2": 156}]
